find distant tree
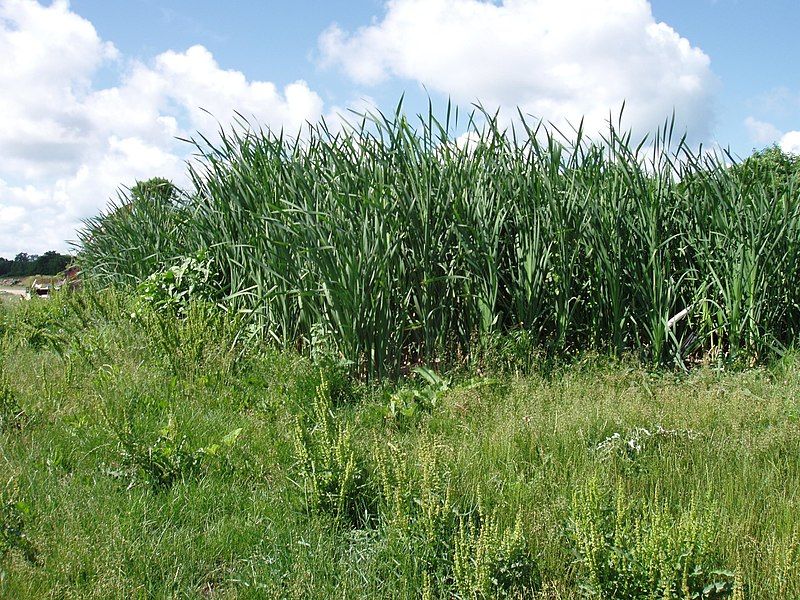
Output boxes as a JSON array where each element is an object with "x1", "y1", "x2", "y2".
[
  {"x1": 734, "y1": 144, "x2": 800, "y2": 193},
  {"x1": 33, "y1": 251, "x2": 71, "y2": 275},
  {"x1": 0, "y1": 251, "x2": 73, "y2": 277},
  {"x1": 679, "y1": 144, "x2": 799, "y2": 202}
]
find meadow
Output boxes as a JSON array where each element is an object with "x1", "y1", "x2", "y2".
[
  {"x1": 1, "y1": 290, "x2": 799, "y2": 598},
  {"x1": 3, "y1": 105, "x2": 799, "y2": 598}
]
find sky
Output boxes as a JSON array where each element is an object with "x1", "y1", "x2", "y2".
[{"x1": 1, "y1": 0, "x2": 799, "y2": 259}]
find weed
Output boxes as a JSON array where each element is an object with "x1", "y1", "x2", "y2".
[
  {"x1": 134, "y1": 253, "x2": 219, "y2": 319},
  {"x1": 453, "y1": 509, "x2": 540, "y2": 598},
  {"x1": 373, "y1": 441, "x2": 458, "y2": 589},
  {"x1": 135, "y1": 300, "x2": 240, "y2": 378},
  {"x1": 110, "y1": 418, "x2": 241, "y2": 490},
  {"x1": 386, "y1": 367, "x2": 450, "y2": 430},
  {"x1": 0, "y1": 378, "x2": 27, "y2": 432},
  {"x1": 292, "y1": 374, "x2": 369, "y2": 526},
  {"x1": 0, "y1": 479, "x2": 37, "y2": 567},
  {"x1": 569, "y1": 479, "x2": 735, "y2": 598},
  {"x1": 595, "y1": 425, "x2": 701, "y2": 463},
  {"x1": 1, "y1": 293, "x2": 75, "y2": 353}
]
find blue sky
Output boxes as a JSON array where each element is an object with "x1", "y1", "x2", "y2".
[{"x1": 1, "y1": 0, "x2": 799, "y2": 257}]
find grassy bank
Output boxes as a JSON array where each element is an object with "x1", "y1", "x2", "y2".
[{"x1": 1, "y1": 291, "x2": 798, "y2": 598}]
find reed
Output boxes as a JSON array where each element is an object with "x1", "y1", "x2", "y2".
[{"x1": 77, "y1": 103, "x2": 800, "y2": 377}]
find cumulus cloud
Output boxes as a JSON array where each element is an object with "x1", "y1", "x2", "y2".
[
  {"x1": 780, "y1": 131, "x2": 800, "y2": 155},
  {"x1": 0, "y1": 0, "x2": 325, "y2": 258},
  {"x1": 744, "y1": 117, "x2": 783, "y2": 146},
  {"x1": 744, "y1": 116, "x2": 800, "y2": 155},
  {"x1": 319, "y1": 0, "x2": 717, "y2": 140}
]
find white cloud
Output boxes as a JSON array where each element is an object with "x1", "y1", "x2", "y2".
[
  {"x1": 744, "y1": 117, "x2": 783, "y2": 146},
  {"x1": 0, "y1": 0, "x2": 118, "y2": 181},
  {"x1": 319, "y1": 0, "x2": 717, "y2": 140},
  {"x1": 780, "y1": 131, "x2": 800, "y2": 155},
  {"x1": 0, "y1": 0, "x2": 325, "y2": 258},
  {"x1": 743, "y1": 117, "x2": 800, "y2": 155}
]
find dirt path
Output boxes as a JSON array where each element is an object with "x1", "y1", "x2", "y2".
[{"x1": 0, "y1": 286, "x2": 29, "y2": 299}]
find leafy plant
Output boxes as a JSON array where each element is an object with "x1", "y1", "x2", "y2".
[
  {"x1": 386, "y1": 367, "x2": 450, "y2": 429},
  {"x1": 569, "y1": 479, "x2": 735, "y2": 599},
  {"x1": 292, "y1": 374, "x2": 368, "y2": 525},
  {"x1": 136, "y1": 299, "x2": 240, "y2": 377},
  {"x1": 111, "y1": 418, "x2": 241, "y2": 490},
  {"x1": 76, "y1": 177, "x2": 187, "y2": 286},
  {"x1": 453, "y1": 508, "x2": 539, "y2": 598},
  {"x1": 373, "y1": 441, "x2": 459, "y2": 590},
  {"x1": 0, "y1": 479, "x2": 37, "y2": 567},
  {"x1": 134, "y1": 253, "x2": 219, "y2": 319}
]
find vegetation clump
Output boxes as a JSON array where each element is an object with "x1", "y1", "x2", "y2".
[
  {"x1": 77, "y1": 105, "x2": 800, "y2": 377},
  {"x1": 293, "y1": 375, "x2": 369, "y2": 526},
  {"x1": 570, "y1": 480, "x2": 735, "y2": 598},
  {"x1": 1, "y1": 480, "x2": 37, "y2": 568}
]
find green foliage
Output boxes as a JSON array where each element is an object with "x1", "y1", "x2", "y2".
[
  {"x1": 0, "y1": 250, "x2": 72, "y2": 278},
  {"x1": 761, "y1": 530, "x2": 800, "y2": 598},
  {"x1": 374, "y1": 441, "x2": 458, "y2": 588},
  {"x1": 0, "y1": 292, "x2": 77, "y2": 353},
  {"x1": 134, "y1": 253, "x2": 219, "y2": 318},
  {"x1": 77, "y1": 104, "x2": 800, "y2": 377},
  {"x1": 453, "y1": 510, "x2": 539, "y2": 599},
  {"x1": 0, "y1": 479, "x2": 37, "y2": 567},
  {"x1": 735, "y1": 144, "x2": 800, "y2": 191},
  {"x1": 77, "y1": 177, "x2": 186, "y2": 286},
  {"x1": 386, "y1": 367, "x2": 450, "y2": 430},
  {"x1": 292, "y1": 375, "x2": 369, "y2": 525},
  {"x1": 373, "y1": 442, "x2": 539, "y2": 596},
  {"x1": 0, "y1": 378, "x2": 27, "y2": 433},
  {"x1": 1, "y1": 287, "x2": 799, "y2": 597},
  {"x1": 569, "y1": 480, "x2": 735, "y2": 599},
  {"x1": 110, "y1": 418, "x2": 241, "y2": 490},
  {"x1": 135, "y1": 299, "x2": 240, "y2": 378}
]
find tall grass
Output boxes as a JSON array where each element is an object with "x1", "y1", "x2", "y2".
[{"x1": 78, "y1": 103, "x2": 800, "y2": 377}]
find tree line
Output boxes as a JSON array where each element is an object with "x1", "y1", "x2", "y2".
[{"x1": 0, "y1": 251, "x2": 73, "y2": 277}]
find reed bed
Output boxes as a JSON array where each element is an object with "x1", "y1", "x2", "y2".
[{"x1": 78, "y1": 104, "x2": 800, "y2": 377}]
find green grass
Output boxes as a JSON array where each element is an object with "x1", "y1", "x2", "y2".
[{"x1": 1, "y1": 291, "x2": 798, "y2": 598}]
